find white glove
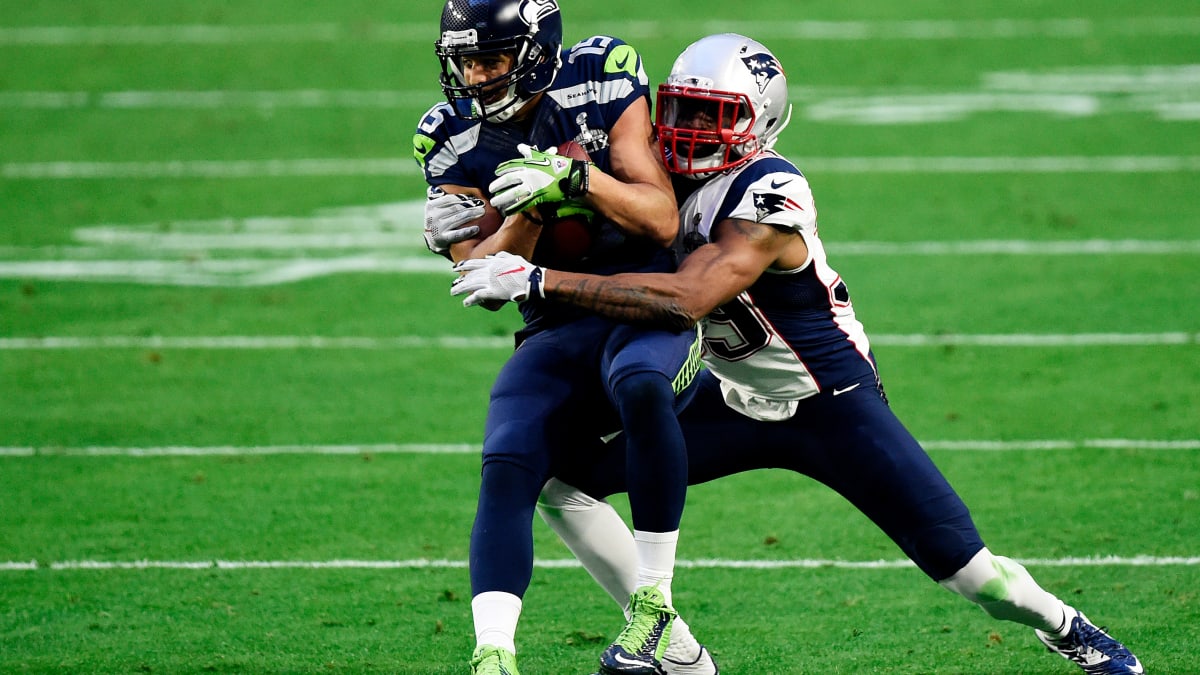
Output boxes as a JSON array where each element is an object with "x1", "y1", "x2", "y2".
[
  {"x1": 423, "y1": 186, "x2": 487, "y2": 254},
  {"x1": 451, "y1": 252, "x2": 544, "y2": 308}
]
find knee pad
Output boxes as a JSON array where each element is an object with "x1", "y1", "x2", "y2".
[{"x1": 611, "y1": 371, "x2": 674, "y2": 412}]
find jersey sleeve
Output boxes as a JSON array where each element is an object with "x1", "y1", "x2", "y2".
[
  {"x1": 412, "y1": 101, "x2": 478, "y2": 187},
  {"x1": 562, "y1": 35, "x2": 651, "y2": 129},
  {"x1": 717, "y1": 157, "x2": 817, "y2": 235}
]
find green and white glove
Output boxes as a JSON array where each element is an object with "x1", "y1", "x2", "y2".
[
  {"x1": 488, "y1": 143, "x2": 590, "y2": 217},
  {"x1": 451, "y1": 252, "x2": 544, "y2": 307}
]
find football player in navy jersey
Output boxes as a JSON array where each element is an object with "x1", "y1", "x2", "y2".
[
  {"x1": 413, "y1": 2, "x2": 708, "y2": 674},
  {"x1": 453, "y1": 33, "x2": 1143, "y2": 675}
]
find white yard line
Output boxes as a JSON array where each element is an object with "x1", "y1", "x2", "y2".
[
  {"x1": 2, "y1": 237, "x2": 1198, "y2": 286},
  {"x1": 0, "y1": 333, "x2": 1195, "y2": 351},
  {"x1": 1, "y1": 555, "x2": 1196, "y2": 573},
  {"x1": 0, "y1": 443, "x2": 481, "y2": 457},
  {"x1": 6, "y1": 156, "x2": 1200, "y2": 179},
  {"x1": 0, "y1": 158, "x2": 419, "y2": 179},
  {"x1": 3, "y1": 18, "x2": 1200, "y2": 46},
  {"x1": 834, "y1": 240, "x2": 1200, "y2": 254},
  {"x1": 0, "y1": 90, "x2": 437, "y2": 109},
  {"x1": 0, "y1": 336, "x2": 510, "y2": 350},
  {"x1": 2, "y1": 439, "x2": 1198, "y2": 457}
]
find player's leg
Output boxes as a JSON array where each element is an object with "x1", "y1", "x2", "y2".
[
  {"x1": 781, "y1": 379, "x2": 1141, "y2": 673},
  {"x1": 468, "y1": 327, "x2": 598, "y2": 670},
  {"x1": 596, "y1": 326, "x2": 701, "y2": 674},
  {"x1": 939, "y1": 546, "x2": 1143, "y2": 673},
  {"x1": 537, "y1": 477, "x2": 637, "y2": 607},
  {"x1": 537, "y1": 478, "x2": 717, "y2": 675}
]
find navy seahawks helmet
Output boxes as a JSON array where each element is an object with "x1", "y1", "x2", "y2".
[{"x1": 435, "y1": 0, "x2": 563, "y2": 122}]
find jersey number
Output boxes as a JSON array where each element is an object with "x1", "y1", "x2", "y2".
[{"x1": 704, "y1": 298, "x2": 771, "y2": 361}]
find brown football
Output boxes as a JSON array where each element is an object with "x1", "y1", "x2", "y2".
[
  {"x1": 556, "y1": 140, "x2": 589, "y2": 161},
  {"x1": 536, "y1": 141, "x2": 596, "y2": 263},
  {"x1": 471, "y1": 203, "x2": 504, "y2": 240}
]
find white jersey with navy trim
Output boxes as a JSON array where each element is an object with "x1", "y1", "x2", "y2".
[{"x1": 677, "y1": 151, "x2": 877, "y2": 421}]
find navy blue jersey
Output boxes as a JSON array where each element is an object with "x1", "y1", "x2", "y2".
[
  {"x1": 415, "y1": 36, "x2": 674, "y2": 330},
  {"x1": 675, "y1": 150, "x2": 879, "y2": 420}
]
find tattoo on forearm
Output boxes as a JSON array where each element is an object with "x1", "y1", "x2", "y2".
[{"x1": 553, "y1": 278, "x2": 693, "y2": 331}]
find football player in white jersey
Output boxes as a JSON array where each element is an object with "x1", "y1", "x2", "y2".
[{"x1": 452, "y1": 33, "x2": 1143, "y2": 675}]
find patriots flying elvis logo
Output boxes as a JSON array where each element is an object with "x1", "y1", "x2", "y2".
[
  {"x1": 741, "y1": 52, "x2": 783, "y2": 94},
  {"x1": 753, "y1": 191, "x2": 804, "y2": 221}
]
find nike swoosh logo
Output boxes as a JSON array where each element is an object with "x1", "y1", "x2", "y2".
[
  {"x1": 612, "y1": 653, "x2": 649, "y2": 666},
  {"x1": 770, "y1": 178, "x2": 792, "y2": 189},
  {"x1": 614, "y1": 54, "x2": 631, "y2": 70},
  {"x1": 497, "y1": 265, "x2": 527, "y2": 277},
  {"x1": 831, "y1": 383, "x2": 861, "y2": 396}
]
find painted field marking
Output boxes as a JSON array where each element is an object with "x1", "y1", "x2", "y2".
[
  {"x1": 1, "y1": 555, "x2": 1196, "y2": 573},
  {"x1": 834, "y1": 240, "x2": 1200, "y2": 254},
  {"x1": 3, "y1": 17, "x2": 1200, "y2": 45},
  {"x1": 3, "y1": 240, "x2": 1199, "y2": 286},
  {"x1": 3, "y1": 64, "x2": 1198, "y2": 124},
  {"x1": 1, "y1": 158, "x2": 419, "y2": 179},
  {"x1": 0, "y1": 90, "x2": 436, "y2": 109},
  {"x1": 2, "y1": 439, "x2": 1197, "y2": 458},
  {"x1": 6, "y1": 156, "x2": 1200, "y2": 179},
  {"x1": 0, "y1": 256, "x2": 450, "y2": 285},
  {"x1": 0, "y1": 334, "x2": 1195, "y2": 351}
]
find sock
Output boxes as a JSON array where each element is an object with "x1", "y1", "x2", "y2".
[
  {"x1": 471, "y1": 591, "x2": 522, "y2": 653},
  {"x1": 662, "y1": 615, "x2": 702, "y2": 663},
  {"x1": 1051, "y1": 605, "x2": 1077, "y2": 638},
  {"x1": 634, "y1": 529, "x2": 678, "y2": 606},
  {"x1": 938, "y1": 547, "x2": 1068, "y2": 633}
]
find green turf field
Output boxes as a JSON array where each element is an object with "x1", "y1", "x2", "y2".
[{"x1": 2, "y1": 1, "x2": 1199, "y2": 673}]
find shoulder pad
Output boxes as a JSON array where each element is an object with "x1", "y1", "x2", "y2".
[{"x1": 723, "y1": 157, "x2": 816, "y2": 234}]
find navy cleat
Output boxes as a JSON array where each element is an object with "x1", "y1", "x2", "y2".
[
  {"x1": 1035, "y1": 609, "x2": 1143, "y2": 674},
  {"x1": 598, "y1": 586, "x2": 677, "y2": 675}
]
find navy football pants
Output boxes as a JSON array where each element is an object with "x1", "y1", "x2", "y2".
[
  {"x1": 558, "y1": 370, "x2": 986, "y2": 582},
  {"x1": 469, "y1": 315, "x2": 698, "y2": 597}
]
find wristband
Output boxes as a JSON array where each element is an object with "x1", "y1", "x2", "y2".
[
  {"x1": 526, "y1": 267, "x2": 545, "y2": 300},
  {"x1": 568, "y1": 161, "x2": 591, "y2": 198}
]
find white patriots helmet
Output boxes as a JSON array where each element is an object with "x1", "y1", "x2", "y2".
[{"x1": 656, "y1": 33, "x2": 792, "y2": 177}]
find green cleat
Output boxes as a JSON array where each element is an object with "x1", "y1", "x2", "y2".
[
  {"x1": 470, "y1": 644, "x2": 519, "y2": 675},
  {"x1": 599, "y1": 586, "x2": 677, "y2": 674}
]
